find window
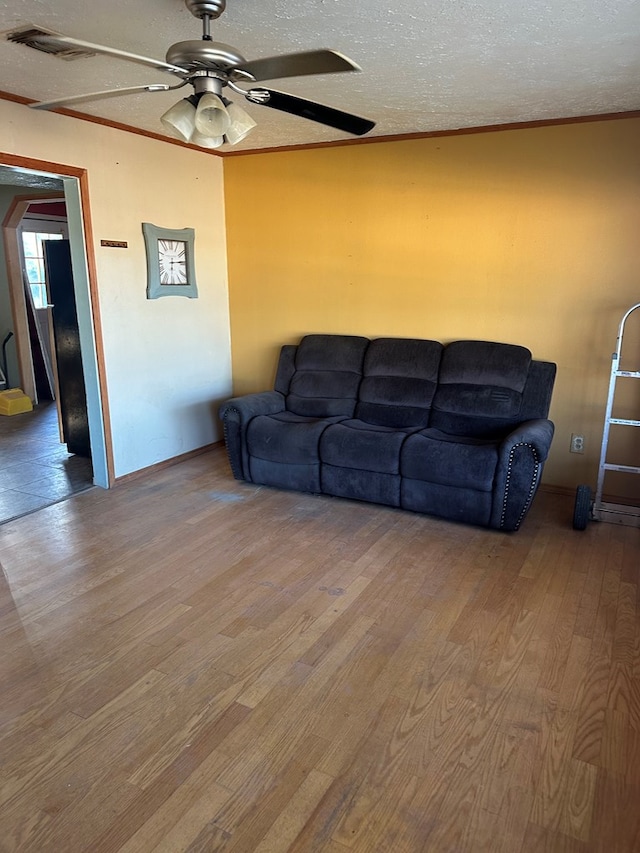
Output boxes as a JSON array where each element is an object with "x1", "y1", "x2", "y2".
[{"x1": 21, "y1": 230, "x2": 65, "y2": 309}]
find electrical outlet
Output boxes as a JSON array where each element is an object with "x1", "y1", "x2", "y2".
[{"x1": 570, "y1": 433, "x2": 585, "y2": 454}]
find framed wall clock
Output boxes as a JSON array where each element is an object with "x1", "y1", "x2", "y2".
[{"x1": 142, "y1": 222, "x2": 198, "y2": 299}]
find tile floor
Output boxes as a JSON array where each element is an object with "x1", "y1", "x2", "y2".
[{"x1": 0, "y1": 402, "x2": 94, "y2": 525}]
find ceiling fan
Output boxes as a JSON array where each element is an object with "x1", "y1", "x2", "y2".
[{"x1": 6, "y1": 0, "x2": 376, "y2": 148}]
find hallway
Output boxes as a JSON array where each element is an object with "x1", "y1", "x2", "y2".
[{"x1": 0, "y1": 402, "x2": 94, "y2": 524}]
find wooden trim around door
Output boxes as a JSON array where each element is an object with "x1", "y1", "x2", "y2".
[{"x1": 1, "y1": 152, "x2": 115, "y2": 485}]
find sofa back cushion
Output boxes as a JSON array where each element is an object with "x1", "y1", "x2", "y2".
[
  {"x1": 355, "y1": 338, "x2": 443, "y2": 428},
  {"x1": 431, "y1": 340, "x2": 533, "y2": 437},
  {"x1": 286, "y1": 334, "x2": 369, "y2": 417}
]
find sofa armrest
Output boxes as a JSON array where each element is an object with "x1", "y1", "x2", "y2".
[
  {"x1": 219, "y1": 391, "x2": 286, "y2": 481},
  {"x1": 491, "y1": 419, "x2": 555, "y2": 530},
  {"x1": 500, "y1": 418, "x2": 555, "y2": 463},
  {"x1": 220, "y1": 391, "x2": 286, "y2": 423}
]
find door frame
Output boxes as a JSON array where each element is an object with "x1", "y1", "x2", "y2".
[{"x1": 1, "y1": 152, "x2": 113, "y2": 487}]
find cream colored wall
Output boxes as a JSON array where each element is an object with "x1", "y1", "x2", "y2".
[
  {"x1": 224, "y1": 118, "x2": 640, "y2": 495},
  {"x1": 0, "y1": 99, "x2": 231, "y2": 478}
]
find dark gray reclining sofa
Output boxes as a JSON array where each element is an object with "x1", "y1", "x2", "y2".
[{"x1": 219, "y1": 335, "x2": 556, "y2": 531}]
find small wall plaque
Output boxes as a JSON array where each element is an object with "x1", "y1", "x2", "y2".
[{"x1": 100, "y1": 240, "x2": 128, "y2": 248}]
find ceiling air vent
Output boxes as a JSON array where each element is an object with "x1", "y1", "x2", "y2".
[{"x1": 6, "y1": 26, "x2": 95, "y2": 60}]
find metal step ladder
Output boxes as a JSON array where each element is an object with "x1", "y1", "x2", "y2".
[{"x1": 574, "y1": 302, "x2": 640, "y2": 529}]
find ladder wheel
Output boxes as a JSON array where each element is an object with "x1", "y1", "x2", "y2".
[{"x1": 573, "y1": 484, "x2": 592, "y2": 530}]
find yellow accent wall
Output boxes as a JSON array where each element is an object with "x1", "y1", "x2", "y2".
[{"x1": 224, "y1": 118, "x2": 640, "y2": 495}]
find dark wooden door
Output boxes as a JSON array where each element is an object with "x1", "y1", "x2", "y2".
[{"x1": 43, "y1": 239, "x2": 91, "y2": 458}]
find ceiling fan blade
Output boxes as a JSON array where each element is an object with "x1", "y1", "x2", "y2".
[
  {"x1": 234, "y1": 49, "x2": 361, "y2": 82},
  {"x1": 30, "y1": 82, "x2": 187, "y2": 111},
  {"x1": 246, "y1": 88, "x2": 375, "y2": 136},
  {"x1": 6, "y1": 27, "x2": 188, "y2": 77}
]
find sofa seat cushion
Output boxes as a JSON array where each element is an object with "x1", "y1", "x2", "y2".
[
  {"x1": 320, "y1": 419, "x2": 419, "y2": 474},
  {"x1": 400, "y1": 428, "x2": 499, "y2": 491},
  {"x1": 246, "y1": 412, "x2": 343, "y2": 464}
]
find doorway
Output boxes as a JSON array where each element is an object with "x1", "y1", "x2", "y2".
[
  {"x1": 0, "y1": 156, "x2": 111, "y2": 508},
  {"x1": 19, "y1": 200, "x2": 69, "y2": 405}
]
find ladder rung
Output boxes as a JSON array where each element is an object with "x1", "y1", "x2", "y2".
[
  {"x1": 603, "y1": 462, "x2": 640, "y2": 474},
  {"x1": 615, "y1": 370, "x2": 640, "y2": 378},
  {"x1": 608, "y1": 418, "x2": 640, "y2": 426}
]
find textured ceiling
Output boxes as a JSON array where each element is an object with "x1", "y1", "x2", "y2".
[
  {"x1": 0, "y1": 0, "x2": 638, "y2": 153},
  {"x1": 0, "y1": 165, "x2": 63, "y2": 188}
]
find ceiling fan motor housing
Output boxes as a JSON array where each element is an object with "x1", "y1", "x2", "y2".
[
  {"x1": 185, "y1": 0, "x2": 226, "y2": 19},
  {"x1": 165, "y1": 40, "x2": 246, "y2": 71}
]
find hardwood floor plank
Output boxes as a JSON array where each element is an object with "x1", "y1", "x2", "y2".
[
  {"x1": 573, "y1": 543, "x2": 607, "y2": 641},
  {"x1": 14, "y1": 769, "x2": 140, "y2": 853},
  {"x1": 572, "y1": 645, "x2": 612, "y2": 766},
  {"x1": 216, "y1": 616, "x2": 375, "y2": 774},
  {"x1": 110, "y1": 758, "x2": 232, "y2": 853},
  {"x1": 530, "y1": 705, "x2": 579, "y2": 834},
  {"x1": 559, "y1": 758, "x2": 598, "y2": 842},
  {"x1": 557, "y1": 633, "x2": 592, "y2": 714},
  {"x1": 433, "y1": 725, "x2": 530, "y2": 851},
  {"x1": 1, "y1": 669, "x2": 167, "y2": 809},
  {"x1": 216, "y1": 733, "x2": 330, "y2": 850},
  {"x1": 126, "y1": 681, "x2": 247, "y2": 790},
  {"x1": 521, "y1": 821, "x2": 590, "y2": 852},
  {"x1": 538, "y1": 568, "x2": 587, "y2": 694},
  {"x1": 591, "y1": 769, "x2": 640, "y2": 853},
  {"x1": 599, "y1": 708, "x2": 628, "y2": 775},
  {"x1": 251, "y1": 768, "x2": 335, "y2": 853},
  {"x1": 91, "y1": 702, "x2": 250, "y2": 852}
]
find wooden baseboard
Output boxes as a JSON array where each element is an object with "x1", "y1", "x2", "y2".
[
  {"x1": 541, "y1": 482, "x2": 638, "y2": 507},
  {"x1": 540, "y1": 483, "x2": 575, "y2": 497},
  {"x1": 113, "y1": 441, "x2": 223, "y2": 486}
]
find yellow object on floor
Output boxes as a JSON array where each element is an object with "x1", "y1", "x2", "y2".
[{"x1": 0, "y1": 389, "x2": 33, "y2": 416}]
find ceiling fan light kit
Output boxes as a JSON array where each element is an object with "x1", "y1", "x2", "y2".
[
  {"x1": 189, "y1": 130, "x2": 224, "y2": 149},
  {"x1": 224, "y1": 101, "x2": 257, "y2": 144},
  {"x1": 160, "y1": 96, "x2": 198, "y2": 142},
  {"x1": 6, "y1": 0, "x2": 375, "y2": 149},
  {"x1": 160, "y1": 89, "x2": 256, "y2": 147},
  {"x1": 194, "y1": 93, "x2": 231, "y2": 136}
]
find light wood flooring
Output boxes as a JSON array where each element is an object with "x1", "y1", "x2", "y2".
[{"x1": 1, "y1": 446, "x2": 639, "y2": 852}]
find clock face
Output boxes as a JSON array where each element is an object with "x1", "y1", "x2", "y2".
[{"x1": 158, "y1": 239, "x2": 188, "y2": 285}]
